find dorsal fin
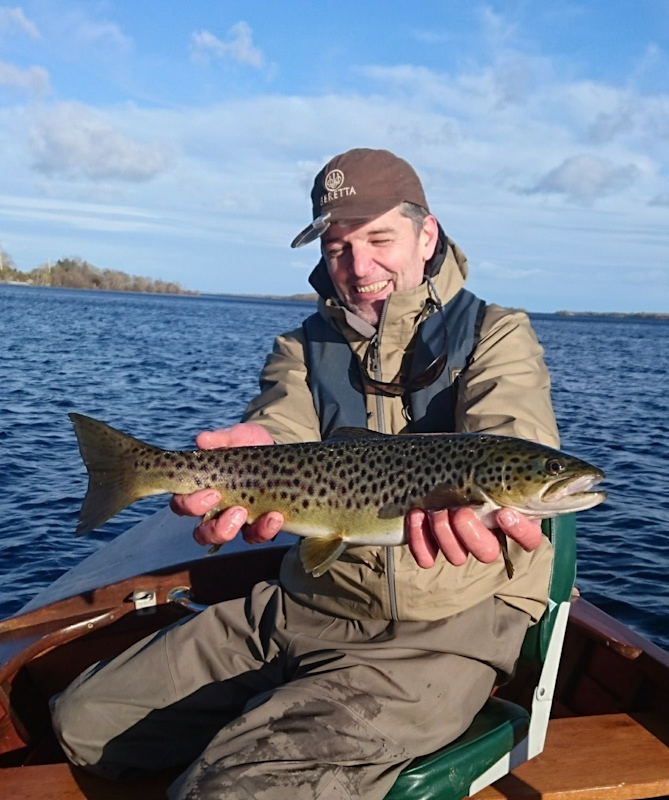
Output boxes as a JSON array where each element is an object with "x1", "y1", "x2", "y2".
[{"x1": 327, "y1": 427, "x2": 388, "y2": 441}]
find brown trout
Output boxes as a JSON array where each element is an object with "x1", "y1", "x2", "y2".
[{"x1": 69, "y1": 413, "x2": 606, "y2": 578}]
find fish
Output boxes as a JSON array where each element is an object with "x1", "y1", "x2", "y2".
[{"x1": 69, "y1": 413, "x2": 606, "y2": 579}]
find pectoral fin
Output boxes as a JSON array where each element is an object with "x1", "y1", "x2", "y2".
[
  {"x1": 421, "y1": 484, "x2": 471, "y2": 510},
  {"x1": 493, "y1": 529, "x2": 514, "y2": 579},
  {"x1": 300, "y1": 536, "x2": 346, "y2": 577}
]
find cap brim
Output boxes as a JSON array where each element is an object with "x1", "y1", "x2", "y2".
[
  {"x1": 291, "y1": 221, "x2": 327, "y2": 249},
  {"x1": 290, "y1": 213, "x2": 384, "y2": 249}
]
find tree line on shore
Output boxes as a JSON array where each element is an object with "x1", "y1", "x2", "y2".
[{"x1": 0, "y1": 249, "x2": 197, "y2": 295}]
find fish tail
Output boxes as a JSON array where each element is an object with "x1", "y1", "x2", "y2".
[{"x1": 69, "y1": 413, "x2": 166, "y2": 536}]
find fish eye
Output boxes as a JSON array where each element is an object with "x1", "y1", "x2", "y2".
[{"x1": 545, "y1": 458, "x2": 565, "y2": 475}]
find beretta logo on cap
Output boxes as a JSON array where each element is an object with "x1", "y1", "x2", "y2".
[
  {"x1": 320, "y1": 169, "x2": 356, "y2": 207},
  {"x1": 324, "y1": 169, "x2": 345, "y2": 191}
]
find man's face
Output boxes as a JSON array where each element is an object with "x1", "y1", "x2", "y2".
[{"x1": 321, "y1": 206, "x2": 438, "y2": 326}]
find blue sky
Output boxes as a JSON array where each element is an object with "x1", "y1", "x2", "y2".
[{"x1": 1, "y1": 1, "x2": 668, "y2": 311}]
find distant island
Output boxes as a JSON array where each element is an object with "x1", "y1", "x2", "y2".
[
  {"x1": 0, "y1": 255, "x2": 197, "y2": 295},
  {"x1": 556, "y1": 310, "x2": 669, "y2": 319},
  {"x1": 222, "y1": 292, "x2": 318, "y2": 303}
]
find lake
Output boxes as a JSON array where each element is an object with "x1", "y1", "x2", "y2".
[{"x1": 1, "y1": 284, "x2": 667, "y2": 650}]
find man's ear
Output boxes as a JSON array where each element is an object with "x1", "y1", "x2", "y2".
[{"x1": 421, "y1": 215, "x2": 439, "y2": 262}]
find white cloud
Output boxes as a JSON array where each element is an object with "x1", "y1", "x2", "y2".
[
  {"x1": 191, "y1": 22, "x2": 264, "y2": 69},
  {"x1": 0, "y1": 59, "x2": 49, "y2": 95},
  {"x1": 0, "y1": 6, "x2": 40, "y2": 39},
  {"x1": 28, "y1": 103, "x2": 168, "y2": 182},
  {"x1": 521, "y1": 155, "x2": 640, "y2": 203},
  {"x1": 74, "y1": 20, "x2": 131, "y2": 50},
  {"x1": 649, "y1": 194, "x2": 669, "y2": 208},
  {"x1": 477, "y1": 260, "x2": 543, "y2": 280}
]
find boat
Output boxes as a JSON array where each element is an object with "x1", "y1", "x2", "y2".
[{"x1": 1, "y1": 506, "x2": 668, "y2": 800}]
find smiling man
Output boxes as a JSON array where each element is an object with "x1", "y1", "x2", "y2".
[{"x1": 52, "y1": 149, "x2": 560, "y2": 800}]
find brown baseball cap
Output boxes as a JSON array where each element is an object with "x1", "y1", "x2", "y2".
[{"x1": 291, "y1": 148, "x2": 429, "y2": 248}]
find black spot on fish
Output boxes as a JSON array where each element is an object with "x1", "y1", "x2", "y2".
[
  {"x1": 302, "y1": 499, "x2": 309, "y2": 509},
  {"x1": 319, "y1": 487, "x2": 327, "y2": 497}
]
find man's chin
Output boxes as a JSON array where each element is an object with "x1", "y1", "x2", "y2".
[{"x1": 346, "y1": 298, "x2": 383, "y2": 327}]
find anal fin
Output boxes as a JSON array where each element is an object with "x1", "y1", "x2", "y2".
[{"x1": 300, "y1": 536, "x2": 346, "y2": 577}]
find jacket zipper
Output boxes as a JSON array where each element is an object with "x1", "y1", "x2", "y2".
[{"x1": 371, "y1": 301, "x2": 399, "y2": 621}]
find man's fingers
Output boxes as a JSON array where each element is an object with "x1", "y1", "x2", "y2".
[
  {"x1": 195, "y1": 422, "x2": 274, "y2": 451},
  {"x1": 195, "y1": 430, "x2": 233, "y2": 450},
  {"x1": 192, "y1": 506, "x2": 248, "y2": 546},
  {"x1": 429, "y1": 509, "x2": 470, "y2": 566},
  {"x1": 406, "y1": 509, "x2": 439, "y2": 568},
  {"x1": 496, "y1": 509, "x2": 543, "y2": 551},
  {"x1": 242, "y1": 512, "x2": 284, "y2": 545},
  {"x1": 170, "y1": 489, "x2": 221, "y2": 517},
  {"x1": 448, "y1": 507, "x2": 500, "y2": 563}
]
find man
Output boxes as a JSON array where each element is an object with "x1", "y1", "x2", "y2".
[{"x1": 52, "y1": 149, "x2": 559, "y2": 800}]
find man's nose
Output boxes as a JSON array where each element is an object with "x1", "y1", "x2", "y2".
[{"x1": 349, "y1": 245, "x2": 375, "y2": 277}]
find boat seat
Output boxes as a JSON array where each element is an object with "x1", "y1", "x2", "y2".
[
  {"x1": 386, "y1": 515, "x2": 577, "y2": 800},
  {"x1": 4, "y1": 712, "x2": 669, "y2": 800}
]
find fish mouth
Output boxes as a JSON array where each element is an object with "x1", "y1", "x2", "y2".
[{"x1": 536, "y1": 472, "x2": 607, "y2": 514}]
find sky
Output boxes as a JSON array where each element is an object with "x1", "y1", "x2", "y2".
[{"x1": 0, "y1": 1, "x2": 668, "y2": 312}]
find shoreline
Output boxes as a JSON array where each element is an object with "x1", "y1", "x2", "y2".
[{"x1": 2, "y1": 281, "x2": 667, "y2": 318}]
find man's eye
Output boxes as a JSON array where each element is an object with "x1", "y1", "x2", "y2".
[
  {"x1": 326, "y1": 249, "x2": 344, "y2": 258},
  {"x1": 371, "y1": 239, "x2": 392, "y2": 246}
]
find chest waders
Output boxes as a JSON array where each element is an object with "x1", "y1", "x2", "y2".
[{"x1": 302, "y1": 287, "x2": 486, "y2": 620}]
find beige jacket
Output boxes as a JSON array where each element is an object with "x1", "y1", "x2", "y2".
[{"x1": 242, "y1": 240, "x2": 559, "y2": 623}]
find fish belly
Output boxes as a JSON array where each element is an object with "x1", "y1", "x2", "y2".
[{"x1": 282, "y1": 516, "x2": 406, "y2": 547}]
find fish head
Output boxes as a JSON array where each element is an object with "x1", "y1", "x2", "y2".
[{"x1": 472, "y1": 437, "x2": 607, "y2": 518}]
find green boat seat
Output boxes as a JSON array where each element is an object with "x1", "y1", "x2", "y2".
[{"x1": 386, "y1": 514, "x2": 577, "y2": 800}]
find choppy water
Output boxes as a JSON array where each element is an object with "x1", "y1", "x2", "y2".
[{"x1": 1, "y1": 285, "x2": 667, "y2": 650}]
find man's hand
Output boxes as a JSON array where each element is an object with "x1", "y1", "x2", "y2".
[
  {"x1": 406, "y1": 507, "x2": 543, "y2": 569},
  {"x1": 169, "y1": 422, "x2": 285, "y2": 547}
]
